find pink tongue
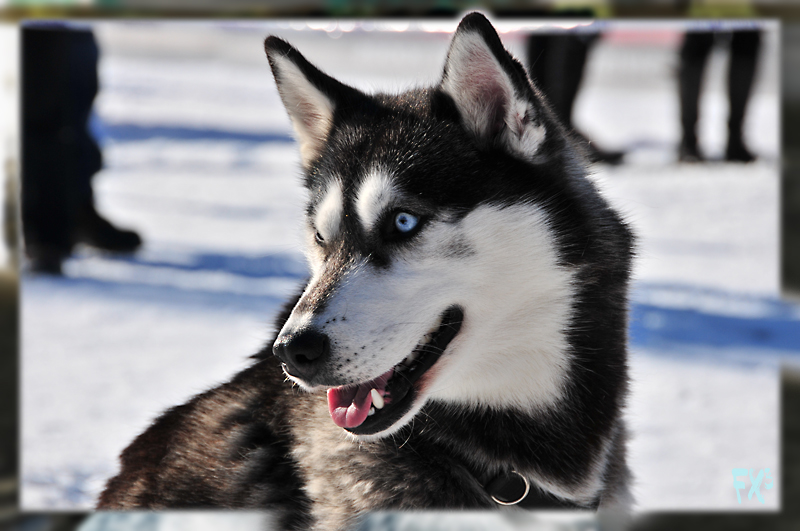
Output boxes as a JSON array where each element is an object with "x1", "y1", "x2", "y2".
[{"x1": 327, "y1": 369, "x2": 393, "y2": 428}]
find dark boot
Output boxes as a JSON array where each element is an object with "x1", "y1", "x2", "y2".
[
  {"x1": 26, "y1": 244, "x2": 69, "y2": 275},
  {"x1": 74, "y1": 203, "x2": 142, "y2": 253},
  {"x1": 678, "y1": 139, "x2": 705, "y2": 163}
]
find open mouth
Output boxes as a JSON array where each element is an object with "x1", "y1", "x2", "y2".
[{"x1": 326, "y1": 306, "x2": 464, "y2": 435}]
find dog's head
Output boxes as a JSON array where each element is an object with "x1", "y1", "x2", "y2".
[{"x1": 264, "y1": 13, "x2": 580, "y2": 439}]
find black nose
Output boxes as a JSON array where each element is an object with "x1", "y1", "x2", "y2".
[{"x1": 272, "y1": 329, "x2": 330, "y2": 381}]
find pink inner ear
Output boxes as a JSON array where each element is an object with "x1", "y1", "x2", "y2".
[
  {"x1": 270, "y1": 54, "x2": 334, "y2": 165},
  {"x1": 297, "y1": 101, "x2": 327, "y2": 139},
  {"x1": 450, "y1": 39, "x2": 512, "y2": 139},
  {"x1": 475, "y1": 79, "x2": 509, "y2": 137}
]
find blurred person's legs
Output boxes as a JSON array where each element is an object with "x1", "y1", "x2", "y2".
[
  {"x1": 679, "y1": 29, "x2": 761, "y2": 163},
  {"x1": 526, "y1": 32, "x2": 623, "y2": 164},
  {"x1": 527, "y1": 33, "x2": 589, "y2": 127},
  {"x1": 678, "y1": 31, "x2": 714, "y2": 162},
  {"x1": 21, "y1": 26, "x2": 141, "y2": 275},
  {"x1": 726, "y1": 29, "x2": 761, "y2": 162}
]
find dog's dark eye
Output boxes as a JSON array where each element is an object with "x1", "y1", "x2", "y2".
[
  {"x1": 394, "y1": 212, "x2": 418, "y2": 233},
  {"x1": 315, "y1": 231, "x2": 324, "y2": 245}
]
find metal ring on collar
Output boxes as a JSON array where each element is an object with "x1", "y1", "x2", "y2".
[{"x1": 490, "y1": 470, "x2": 530, "y2": 506}]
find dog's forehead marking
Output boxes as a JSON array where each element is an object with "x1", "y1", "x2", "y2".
[
  {"x1": 314, "y1": 180, "x2": 344, "y2": 240},
  {"x1": 355, "y1": 171, "x2": 396, "y2": 233}
]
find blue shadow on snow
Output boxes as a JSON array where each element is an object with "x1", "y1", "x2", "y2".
[
  {"x1": 629, "y1": 301, "x2": 800, "y2": 354},
  {"x1": 117, "y1": 251, "x2": 308, "y2": 280},
  {"x1": 95, "y1": 122, "x2": 295, "y2": 145}
]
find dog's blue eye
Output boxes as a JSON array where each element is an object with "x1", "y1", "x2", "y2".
[{"x1": 394, "y1": 212, "x2": 418, "y2": 233}]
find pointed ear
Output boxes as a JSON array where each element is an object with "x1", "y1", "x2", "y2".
[
  {"x1": 264, "y1": 37, "x2": 357, "y2": 168},
  {"x1": 441, "y1": 13, "x2": 547, "y2": 159}
]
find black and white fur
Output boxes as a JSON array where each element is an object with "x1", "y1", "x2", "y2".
[{"x1": 99, "y1": 14, "x2": 634, "y2": 529}]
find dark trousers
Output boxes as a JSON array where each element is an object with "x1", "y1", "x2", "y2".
[
  {"x1": 678, "y1": 30, "x2": 761, "y2": 152},
  {"x1": 526, "y1": 33, "x2": 598, "y2": 128},
  {"x1": 21, "y1": 26, "x2": 102, "y2": 257}
]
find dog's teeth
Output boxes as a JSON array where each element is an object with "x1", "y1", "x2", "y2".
[
  {"x1": 371, "y1": 389, "x2": 384, "y2": 409},
  {"x1": 403, "y1": 352, "x2": 417, "y2": 366},
  {"x1": 368, "y1": 407, "x2": 375, "y2": 416}
]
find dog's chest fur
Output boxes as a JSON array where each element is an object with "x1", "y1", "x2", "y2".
[{"x1": 286, "y1": 394, "x2": 493, "y2": 529}]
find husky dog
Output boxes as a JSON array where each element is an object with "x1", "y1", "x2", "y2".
[{"x1": 99, "y1": 13, "x2": 634, "y2": 529}]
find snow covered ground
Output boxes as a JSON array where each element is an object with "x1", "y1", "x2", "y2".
[{"x1": 19, "y1": 19, "x2": 790, "y2": 517}]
